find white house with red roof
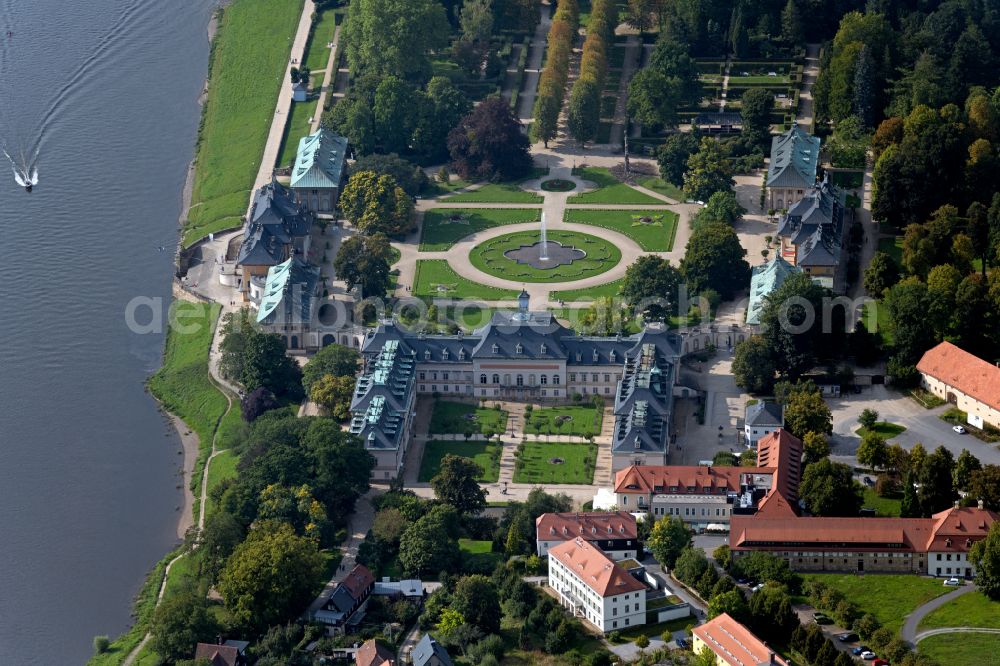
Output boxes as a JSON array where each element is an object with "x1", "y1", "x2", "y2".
[
  {"x1": 917, "y1": 341, "x2": 1000, "y2": 429},
  {"x1": 547, "y1": 537, "x2": 646, "y2": 633},
  {"x1": 692, "y1": 613, "x2": 788, "y2": 666},
  {"x1": 535, "y1": 511, "x2": 638, "y2": 559}
]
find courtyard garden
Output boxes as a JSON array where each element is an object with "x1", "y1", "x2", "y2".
[
  {"x1": 523, "y1": 405, "x2": 603, "y2": 437},
  {"x1": 419, "y1": 208, "x2": 542, "y2": 250},
  {"x1": 469, "y1": 230, "x2": 621, "y2": 283},
  {"x1": 564, "y1": 208, "x2": 679, "y2": 251},
  {"x1": 567, "y1": 167, "x2": 663, "y2": 205},
  {"x1": 551, "y1": 278, "x2": 623, "y2": 302},
  {"x1": 413, "y1": 260, "x2": 520, "y2": 300},
  {"x1": 428, "y1": 401, "x2": 508, "y2": 436},
  {"x1": 441, "y1": 182, "x2": 543, "y2": 204},
  {"x1": 512, "y1": 441, "x2": 597, "y2": 485},
  {"x1": 418, "y1": 440, "x2": 502, "y2": 483}
]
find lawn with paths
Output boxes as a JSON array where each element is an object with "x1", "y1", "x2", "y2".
[
  {"x1": 551, "y1": 278, "x2": 623, "y2": 302},
  {"x1": 441, "y1": 182, "x2": 543, "y2": 204},
  {"x1": 637, "y1": 175, "x2": 686, "y2": 202},
  {"x1": 862, "y1": 487, "x2": 901, "y2": 517},
  {"x1": 301, "y1": 10, "x2": 338, "y2": 71},
  {"x1": 800, "y1": 573, "x2": 952, "y2": 634},
  {"x1": 413, "y1": 260, "x2": 521, "y2": 300},
  {"x1": 183, "y1": 0, "x2": 305, "y2": 246},
  {"x1": 429, "y1": 401, "x2": 508, "y2": 435},
  {"x1": 419, "y1": 208, "x2": 541, "y2": 251},
  {"x1": 918, "y1": 633, "x2": 1000, "y2": 664},
  {"x1": 856, "y1": 421, "x2": 907, "y2": 439},
  {"x1": 565, "y1": 208, "x2": 679, "y2": 251},
  {"x1": 513, "y1": 441, "x2": 597, "y2": 484},
  {"x1": 568, "y1": 167, "x2": 663, "y2": 205},
  {"x1": 524, "y1": 405, "x2": 603, "y2": 437},
  {"x1": 469, "y1": 230, "x2": 621, "y2": 283},
  {"x1": 920, "y1": 590, "x2": 1000, "y2": 630},
  {"x1": 418, "y1": 440, "x2": 502, "y2": 482}
]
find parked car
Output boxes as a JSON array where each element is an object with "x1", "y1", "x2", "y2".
[
  {"x1": 873, "y1": 660, "x2": 889, "y2": 666},
  {"x1": 863, "y1": 476, "x2": 874, "y2": 487},
  {"x1": 953, "y1": 425, "x2": 967, "y2": 434},
  {"x1": 837, "y1": 632, "x2": 858, "y2": 642},
  {"x1": 852, "y1": 646, "x2": 871, "y2": 656},
  {"x1": 675, "y1": 638, "x2": 688, "y2": 649},
  {"x1": 860, "y1": 651, "x2": 877, "y2": 660},
  {"x1": 944, "y1": 577, "x2": 962, "y2": 586},
  {"x1": 814, "y1": 613, "x2": 833, "y2": 624},
  {"x1": 737, "y1": 578, "x2": 749, "y2": 585},
  {"x1": 751, "y1": 583, "x2": 765, "y2": 593}
]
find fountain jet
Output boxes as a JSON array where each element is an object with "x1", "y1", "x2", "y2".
[{"x1": 539, "y1": 211, "x2": 549, "y2": 262}]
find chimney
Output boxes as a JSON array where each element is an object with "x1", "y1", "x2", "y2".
[{"x1": 979, "y1": 499, "x2": 985, "y2": 510}]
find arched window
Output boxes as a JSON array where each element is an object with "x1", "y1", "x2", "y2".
[
  {"x1": 492, "y1": 344, "x2": 499, "y2": 353},
  {"x1": 553, "y1": 375, "x2": 560, "y2": 385},
  {"x1": 492, "y1": 374, "x2": 500, "y2": 384},
  {"x1": 540, "y1": 375, "x2": 548, "y2": 385},
  {"x1": 480, "y1": 374, "x2": 487, "y2": 384},
  {"x1": 516, "y1": 375, "x2": 524, "y2": 386}
]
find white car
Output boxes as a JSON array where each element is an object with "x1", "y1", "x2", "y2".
[
  {"x1": 944, "y1": 577, "x2": 962, "y2": 586},
  {"x1": 953, "y1": 425, "x2": 967, "y2": 434},
  {"x1": 860, "y1": 651, "x2": 876, "y2": 660}
]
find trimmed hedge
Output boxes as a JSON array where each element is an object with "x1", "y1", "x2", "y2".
[
  {"x1": 566, "y1": 0, "x2": 615, "y2": 144},
  {"x1": 530, "y1": 0, "x2": 579, "y2": 145}
]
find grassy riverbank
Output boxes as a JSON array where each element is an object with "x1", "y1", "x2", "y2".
[{"x1": 182, "y1": 0, "x2": 304, "y2": 246}]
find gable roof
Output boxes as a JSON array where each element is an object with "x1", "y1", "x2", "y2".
[
  {"x1": 237, "y1": 180, "x2": 313, "y2": 267},
  {"x1": 290, "y1": 129, "x2": 348, "y2": 190},
  {"x1": 256, "y1": 257, "x2": 320, "y2": 325},
  {"x1": 356, "y1": 639, "x2": 395, "y2": 666},
  {"x1": 746, "y1": 258, "x2": 801, "y2": 325},
  {"x1": 767, "y1": 126, "x2": 820, "y2": 189},
  {"x1": 341, "y1": 564, "x2": 375, "y2": 599},
  {"x1": 193, "y1": 644, "x2": 240, "y2": 666},
  {"x1": 536, "y1": 511, "x2": 638, "y2": 542},
  {"x1": 693, "y1": 613, "x2": 789, "y2": 666},
  {"x1": 745, "y1": 401, "x2": 783, "y2": 427},
  {"x1": 614, "y1": 465, "x2": 773, "y2": 495},
  {"x1": 917, "y1": 341, "x2": 1000, "y2": 412},
  {"x1": 548, "y1": 538, "x2": 646, "y2": 597},
  {"x1": 411, "y1": 634, "x2": 453, "y2": 666}
]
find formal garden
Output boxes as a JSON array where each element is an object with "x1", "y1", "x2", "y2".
[
  {"x1": 419, "y1": 208, "x2": 542, "y2": 251},
  {"x1": 523, "y1": 404, "x2": 603, "y2": 437},
  {"x1": 567, "y1": 166, "x2": 663, "y2": 205},
  {"x1": 428, "y1": 401, "x2": 508, "y2": 436},
  {"x1": 564, "y1": 208, "x2": 679, "y2": 251},
  {"x1": 469, "y1": 230, "x2": 621, "y2": 282},
  {"x1": 418, "y1": 439, "x2": 502, "y2": 483},
  {"x1": 512, "y1": 441, "x2": 597, "y2": 484},
  {"x1": 413, "y1": 260, "x2": 521, "y2": 300}
]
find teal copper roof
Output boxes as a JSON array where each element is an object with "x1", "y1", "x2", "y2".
[
  {"x1": 256, "y1": 257, "x2": 320, "y2": 324},
  {"x1": 767, "y1": 126, "x2": 820, "y2": 189},
  {"x1": 290, "y1": 129, "x2": 348, "y2": 190},
  {"x1": 746, "y1": 257, "x2": 801, "y2": 325}
]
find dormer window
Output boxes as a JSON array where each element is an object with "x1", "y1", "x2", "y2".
[
  {"x1": 607, "y1": 526, "x2": 613, "y2": 534},
  {"x1": 492, "y1": 344, "x2": 499, "y2": 354},
  {"x1": 550, "y1": 527, "x2": 555, "y2": 535},
  {"x1": 592, "y1": 349, "x2": 599, "y2": 361},
  {"x1": 442, "y1": 348, "x2": 449, "y2": 359},
  {"x1": 610, "y1": 350, "x2": 616, "y2": 362},
  {"x1": 946, "y1": 538, "x2": 952, "y2": 547},
  {"x1": 541, "y1": 343, "x2": 547, "y2": 354},
  {"x1": 576, "y1": 351, "x2": 582, "y2": 361},
  {"x1": 424, "y1": 350, "x2": 431, "y2": 360},
  {"x1": 458, "y1": 349, "x2": 465, "y2": 360},
  {"x1": 516, "y1": 343, "x2": 523, "y2": 354}
]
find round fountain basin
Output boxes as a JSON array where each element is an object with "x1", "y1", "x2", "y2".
[{"x1": 503, "y1": 241, "x2": 586, "y2": 269}]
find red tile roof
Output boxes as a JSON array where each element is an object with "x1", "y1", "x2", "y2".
[
  {"x1": 355, "y1": 639, "x2": 395, "y2": 666},
  {"x1": 692, "y1": 613, "x2": 788, "y2": 666},
  {"x1": 342, "y1": 564, "x2": 375, "y2": 600},
  {"x1": 536, "y1": 511, "x2": 637, "y2": 542},
  {"x1": 194, "y1": 644, "x2": 240, "y2": 666},
  {"x1": 614, "y1": 465, "x2": 774, "y2": 494},
  {"x1": 548, "y1": 538, "x2": 645, "y2": 597},
  {"x1": 917, "y1": 341, "x2": 1000, "y2": 411},
  {"x1": 756, "y1": 430, "x2": 803, "y2": 502},
  {"x1": 927, "y1": 506, "x2": 999, "y2": 551}
]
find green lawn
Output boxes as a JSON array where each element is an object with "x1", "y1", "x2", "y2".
[
  {"x1": 856, "y1": 421, "x2": 907, "y2": 439},
  {"x1": 301, "y1": 10, "x2": 337, "y2": 71},
  {"x1": 918, "y1": 632, "x2": 1000, "y2": 665},
  {"x1": 413, "y1": 260, "x2": 520, "y2": 300},
  {"x1": 920, "y1": 590, "x2": 1000, "y2": 630},
  {"x1": 459, "y1": 538, "x2": 504, "y2": 571},
  {"x1": 610, "y1": 616, "x2": 693, "y2": 643},
  {"x1": 862, "y1": 487, "x2": 902, "y2": 517},
  {"x1": 419, "y1": 208, "x2": 541, "y2": 251},
  {"x1": 551, "y1": 278, "x2": 623, "y2": 302},
  {"x1": 418, "y1": 440, "x2": 502, "y2": 482},
  {"x1": 183, "y1": 0, "x2": 305, "y2": 246},
  {"x1": 469, "y1": 229, "x2": 621, "y2": 283},
  {"x1": 205, "y1": 449, "x2": 241, "y2": 515},
  {"x1": 276, "y1": 97, "x2": 319, "y2": 168},
  {"x1": 801, "y1": 574, "x2": 952, "y2": 634},
  {"x1": 524, "y1": 406, "x2": 603, "y2": 437},
  {"x1": 513, "y1": 441, "x2": 598, "y2": 484},
  {"x1": 446, "y1": 305, "x2": 496, "y2": 330},
  {"x1": 637, "y1": 175, "x2": 686, "y2": 202},
  {"x1": 429, "y1": 401, "x2": 508, "y2": 435},
  {"x1": 441, "y1": 182, "x2": 543, "y2": 204},
  {"x1": 568, "y1": 167, "x2": 663, "y2": 204},
  {"x1": 878, "y1": 236, "x2": 904, "y2": 266},
  {"x1": 861, "y1": 300, "x2": 893, "y2": 346},
  {"x1": 564, "y1": 208, "x2": 679, "y2": 251}
]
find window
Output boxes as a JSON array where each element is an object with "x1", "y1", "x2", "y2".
[
  {"x1": 592, "y1": 373, "x2": 598, "y2": 382},
  {"x1": 480, "y1": 374, "x2": 487, "y2": 384},
  {"x1": 554, "y1": 375, "x2": 560, "y2": 385},
  {"x1": 431, "y1": 385, "x2": 437, "y2": 392},
  {"x1": 515, "y1": 344, "x2": 523, "y2": 354},
  {"x1": 604, "y1": 373, "x2": 610, "y2": 382},
  {"x1": 492, "y1": 374, "x2": 500, "y2": 384},
  {"x1": 424, "y1": 351, "x2": 431, "y2": 360},
  {"x1": 540, "y1": 375, "x2": 548, "y2": 385},
  {"x1": 492, "y1": 344, "x2": 499, "y2": 354},
  {"x1": 419, "y1": 372, "x2": 426, "y2": 380},
  {"x1": 569, "y1": 373, "x2": 576, "y2": 382},
  {"x1": 517, "y1": 375, "x2": 524, "y2": 386}
]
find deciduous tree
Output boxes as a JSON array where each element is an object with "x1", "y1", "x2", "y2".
[
  {"x1": 333, "y1": 232, "x2": 393, "y2": 298},
  {"x1": 800, "y1": 459, "x2": 863, "y2": 516},
  {"x1": 620, "y1": 255, "x2": 682, "y2": 322},
  {"x1": 340, "y1": 171, "x2": 415, "y2": 236},
  {"x1": 733, "y1": 336, "x2": 777, "y2": 394},
  {"x1": 970, "y1": 521, "x2": 1000, "y2": 599},
  {"x1": 431, "y1": 454, "x2": 487, "y2": 515},
  {"x1": 302, "y1": 344, "x2": 361, "y2": 392},
  {"x1": 448, "y1": 97, "x2": 532, "y2": 181},
  {"x1": 150, "y1": 592, "x2": 219, "y2": 664},
  {"x1": 683, "y1": 138, "x2": 735, "y2": 202},
  {"x1": 681, "y1": 222, "x2": 750, "y2": 299},
  {"x1": 648, "y1": 516, "x2": 692, "y2": 569}
]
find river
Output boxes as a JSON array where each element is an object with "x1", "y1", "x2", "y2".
[{"x1": 0, "y1": 0, "x2": 215, "y2": 662}]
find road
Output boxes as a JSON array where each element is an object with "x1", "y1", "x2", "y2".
[{"x1": 900, "y1": 585, "x2": 974, "y2": 645}]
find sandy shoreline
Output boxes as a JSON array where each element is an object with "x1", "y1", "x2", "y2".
[{"x1": 168, "y1": 413, "x2": 199, "y2": 538}]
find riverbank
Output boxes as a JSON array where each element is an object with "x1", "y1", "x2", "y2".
[{"x1": 169, "y1": 413, "x2": 199, "y2": 539}]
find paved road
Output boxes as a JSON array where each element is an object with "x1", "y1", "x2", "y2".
[{"x1": 901, "y1": 585, "x2": 974, "y2": 645}]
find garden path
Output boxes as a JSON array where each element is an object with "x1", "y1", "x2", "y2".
[
  {"x1": 517, "y1": 2, "x2": 553, "y2": 123},
  {"x1": 310, "y1": 24, "x2": 342, "y2": 133},
  {"x1": 608, "y1": 35, "x2": 641, "y2": 147},
  {"x1": 901, "y1": 585, "x2": 975, "y2": 644}
]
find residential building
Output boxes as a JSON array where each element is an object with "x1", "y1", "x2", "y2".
[
  {"x1": 354, "y1": 294, "x2": 681, "y2": 474},
  {"x1": 775, "y1": 180, "x2": 845, "y2": 289},
  {"x1": 548, "y1": 537, "x2": 646, "y2": 633},
  {"x1": 755, "y1": 429, "x2": 802, "y2": 502},
  {"x1": 289, "y1": 129, "x2": 348, "y2": 214},
  {"x1": 411, "y1": 634, "x2": 453, "y2": 666},
  {"x1": 355, "y1": 639, "x2": 395, "y2": 666},
  {"x1": 193, "y1": 640, "x2": 249, "y2": 666},
  {"x1": 535, "y1": 511, "x2": 638, "y2": 559},
  {"x1": 917, "y1": 341, "x2": 1000, "y2": 429},
  {"x1": 236, "y1": 179, "x2": 314, "y2": 293},
  {"x1": 766, "y1": 126, "x2": 820, "y2": 211},
  {"x1": 730, "y1": 504, "x2": 998, "y2": 576},
  {"x1": 692, "y1": 613, "x2": 788, "y2": 666},
  {"x1": 744, "y1": 401, "x2": 784, "y2": 446},
  {"x1": 745, "y1": 257, "x2": 801, "y2": 326},
  {"x1": 314, "y1": 564, "x2": 375, "y2": 627}
]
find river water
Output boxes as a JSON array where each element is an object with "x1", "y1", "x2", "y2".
[{"x1": 0, "y1": 0, "x2": 215, "y2": 662}]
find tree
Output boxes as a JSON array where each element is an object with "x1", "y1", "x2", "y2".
[
  {"x1": 783, "y1": 389, "x2": 833, "y2": 438},
  {"x1": 218, "y1": 521, "x2": 324, "y2": 630},
  {"x1": 647, "y1": 516, "x2": 691, "y2": 569},
  {"x1": 852, "y1": 45, "x2": 876, "y2": 129},
  {"x1": 683, "y1": 138, "x2": 734, "y2": 201},
  {"x1": 334, "y1": 232, "x2": 393, "y2": 298},
  {"x1": 970, "y1": 521, "x2": 1000, "y2": 599},
  {"x1": 459, "y1": 0, "x2": 494, "y2": 45},
  {"x1": 372, "y1": 76, "x2": 417, "y2": 154},
  {"x1": 567, "y1": 78, "x2": 601, "y2": 145},
  {"x1": 431, "y1": 454, "x2": 487, "y2": 515},
  {"x1": 309, "y1": 374, "x2": 356, "y2": 420},
  {"x1": 399, "y1": 509, "x2": 461, "y2": 576},
  {"x1": 344, "y1": 0, "x2": 449, "y2": 81},
  {"x1": 452, "y1": 575, "x2": 502, "y2": 634},
  {"x1": 694, "y1": 191, "x2": 746, "y2": 228},
  {"x1": 531, "y1": 91, "x2": 562, "y2": 147},
  {"x1": 759, "y1": 274, "x2": 841, "y2": 379},
  {"x1": 731, "y1": 551, "x2": 794, "y2": 586},
  {"x1": 713, "y1": 544, "x2": 731, "y2": 570},
  {"x1": 627, "y1": 69, "x2": 684, "y2": 129},
  {"x1": 748, "y1": 585, "x2": 797, "y2": 643},
  {"x1": 919, "y1": 446, "x2": 956, "y2": 515},
  {"x1": 780, "y1": 0, "x2": 803, "y2": 45},
  {"x1": 803, "y1": 431, "x2": 830, "y2": 465},
  {"x1": 863, "y1": 252, "x2": 899, "y2": 297},
  {"x1": 656, "y1": 132, "x2": 700, "y2": 185},
  {"x1": 681, "y1": 222, "x2": 750, "y2": 300},
  {"x1": 340, "y1": 171, "x2": 414, "y2": 236},
  {"x1": 219, "y1": 310, "x2": 303, "y2": 399},
  {"x1": 800, "y1": 459, "x2": 864, "y2": 516},
  {"x1": 740, "y1": 88, "x2": 773, "y2": 145},
  {"x1": 968, "y1": 465, "x2": 1000, "y2": 511},
  {"x1": 241, "y1": 387, "x2": 278, "y2": 423},
  {"x1": 620, "y1": 255, "x2": 682, "y2": 322},
  {"x1": 448, "y1": 97, "x2": 532, "y2": 181},
  {"x1": 733, "y1": 336, "x2": 777, "y2": 394},
  {"x1": 625, "y1": 0, "x2": 653, "y2": 34},
  {"x1": 884, "y1": 277, "x2": 935, "y2": 366},
  {"x1": 150, "y1": 592, "x2": 219, "y2": 663},
  {"x1": 350, "y1": 153, "x2": 429, "y2": 197},
  {"x1": 673, "y1": 546, "x2": 710, "y2": 585},
  {"x1": 302, "y1": 344, "x2": 360, "y2": 392},
  {"x1": 856, "y1": 433, "x2": 889, "y2": 471},
  {"x1": 708, "y1": 590, "x2": 749, "y2": 623},
  {"x1": 954, "y1": 449, "x2": 982, "y2": 492},
  {"x1": 858, "y1": 408, "x2": 879, "y2": 431},
  {"x1": 900, "y1": 471, "x2": 921, "y2": 517}
]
